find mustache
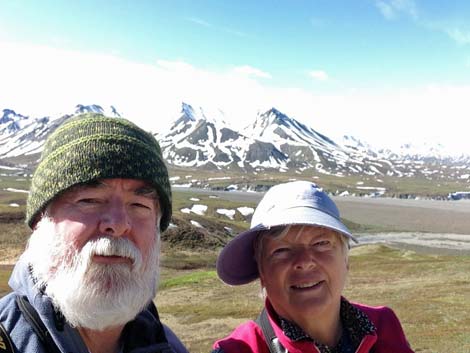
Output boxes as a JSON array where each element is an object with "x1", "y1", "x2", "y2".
[{"x1": 81, "y1": 236, "x2": 143, "y2": 269}]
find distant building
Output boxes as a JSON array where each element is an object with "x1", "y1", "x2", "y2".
[{"x1": 448, "y1": 191, "x2": 470, "y2": 200}]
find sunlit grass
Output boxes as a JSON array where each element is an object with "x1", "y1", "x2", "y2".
[{"x1": 159, "y1": 270, "x2": 217, "y2": 290}]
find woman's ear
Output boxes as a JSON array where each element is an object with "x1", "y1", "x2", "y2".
[
  {"x1": 258, "y1": 268, "x2": 265, "y2": 288},
  {"x1": 259, "y1": 286, "x2": 267, "y2": 299}
]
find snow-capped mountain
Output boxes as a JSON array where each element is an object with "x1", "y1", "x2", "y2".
[
  {"x1": 241, "y1": 108, "x2": 360, "y2": 173},
  {"x1": 0, "y1": 104, "x2": 121, "y2": 160},
  {"x1": 378, "y1": 142, "x2": 459, "y2": 161},
  {"x1": 0, "y1": 102, "x2": 469, "y2": 183},
  {"x1": 157, "y1": 105, "x2": 392, "y2": 176},
  {"x1": 74, "y1": 104, "x2": 122, "y2": 117},
  {"x1": 159, "y1": 103, "x2": 287, "y2": 170},
  {"x1": 341, "y1": 135, "x2": 378, "y2": 157},
  {"x1": 158, "y1": 104, "x2": 470, "y2": 181}
]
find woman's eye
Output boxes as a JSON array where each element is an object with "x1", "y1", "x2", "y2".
[
  {"x1": 314, "y1": 240, "x2": 332, "y2": 248},
  {"x1": 272, "y1": 247, "x2": 290, "y2": 255},
  {"x1": 132, "y1": 202, "x2": 151, "y2": 209}
]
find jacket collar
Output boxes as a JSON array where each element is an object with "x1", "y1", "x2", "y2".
[{"x1": 266, "y1": 297, "x2": 376, "y2": 352}]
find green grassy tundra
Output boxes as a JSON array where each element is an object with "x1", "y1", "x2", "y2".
[
  {"x1": 2, "y1": 246, "x2": 469, "y2": 353},
  {"x1": 155, "y1": 245, "x2": 470, "y2": 353}
]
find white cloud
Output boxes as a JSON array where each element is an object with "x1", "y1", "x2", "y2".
[
  {"x1": 309, "y1": 70, "x2": 329, "y2": 81},
  {"x1": 375, "y1": 2, "x2": 470, "y2": 47},
  {"x1": 187, "y1": 17, "x2": 212, "y2": 27},
  {"x1": 186, "y1": 17, "x2": 246, "y2": 37},
  {"x1": 445, "y1": 28, "x2": 470, "y2": 45},
  {"x1": 1, "y1": 41, "x2": 470, "y2": 155},
  {"x1": 221, "y1": 27, "x2": 248, "y2": 38},
  {"x1": 300, "y1": 85, "x2": 470, "y2": 154},
  {"x1": 375, "y1": 1, "x2": 396, "y2": 20},
  {"x1": 0, "y1": 41, "x2": 271, "y2": 130},
  {"x1": 375, "y1": 0, "x2": 418, "y2": 20},
  {"x1": 232, "y1": 65, "x2": 272, "y2": 79}
]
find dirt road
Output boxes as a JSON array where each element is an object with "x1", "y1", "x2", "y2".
[
  {"x1": 335, "y1": 197, "x2": 470, "y2": 234},
  {"x1": 355, "y1": 232, "x2": 470, "y2": 255}
]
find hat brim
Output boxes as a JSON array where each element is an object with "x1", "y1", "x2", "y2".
[{"x1": 216, "y1": 206, "x2": 356, "y2": 285}]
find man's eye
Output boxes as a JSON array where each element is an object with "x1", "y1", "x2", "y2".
[{"x1": 77, "y1": 198, "x2": 100, "y2": 204}]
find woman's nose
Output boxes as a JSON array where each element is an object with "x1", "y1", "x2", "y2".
[{"x1": 292, "y1": 247, "x2": 316, "y2": 270}]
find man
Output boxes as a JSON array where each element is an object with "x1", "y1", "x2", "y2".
[{"x1": 0, "y1": 113, "x2": 189, "y2": 353}]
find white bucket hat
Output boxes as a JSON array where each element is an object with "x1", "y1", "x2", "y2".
[{"x1": 216, "y1": 180, "x2": 357, "y2": 285}]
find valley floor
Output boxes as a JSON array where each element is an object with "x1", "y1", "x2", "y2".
[{"x1": 175, "y1": 186, "x2": 470, "y2": 234}]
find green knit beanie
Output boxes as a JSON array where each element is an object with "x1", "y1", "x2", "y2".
[{"x1": 26, "y1": 113, "x2": 172, "y2": 232}]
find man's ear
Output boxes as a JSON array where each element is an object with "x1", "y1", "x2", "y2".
[{"x1": 30, "y1": 214, "x2": 42, "y2": 231}]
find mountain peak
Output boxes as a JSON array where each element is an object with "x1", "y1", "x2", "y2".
[
  {"x1": 246, "y1": 107, "x2": 302, "y2": 140},
  {"x1": 75, "y1": 104, "x2": 105, "y2": 115},
  {"x1": 181, "y1": 102, "x2": 198, "y2": 122},
  {"x1": 265, "y1": 107, "x2": 281, "y2": 115},
  {"x1": 261, "y1": 107, "x2": 289, "y2": 122},
  {"x1": 1, "y1": 109, "x2": 28, "y2": 124},
  {"x1": 249, "y1": 107, "x2": 290, "y2": 133},
  {"x1": 73, "y1": 104, "x2": 122, "y2": 118},
  {"x1": 178, "y1": 102, "x2": 228, "y2": 126},
  {"x1": 110, "y1": 105, "x2": 122, "y2": 118}
]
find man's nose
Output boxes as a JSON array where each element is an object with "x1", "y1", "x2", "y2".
[{"x1": 99, "y1": 200, "x2": 131, "y2": 236}]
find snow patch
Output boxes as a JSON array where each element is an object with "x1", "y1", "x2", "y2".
[
  {"x1": 0, "y1": 165, "x2": 23, "y2": 171},
  {"x1": 356, "y1": 186, "x2": 386, "y2": 191},
  {"x1": 237, "y1": 206, "x2": 254, "y2": 216},
  {"x1": 190, "y1": 220, "x2": 203, "y2": 228},
  {"x1": 190, "y1": 204, "x2": 208, "y2": 215},
  {"x1": 5, "y1": 188, "x2": 29, "y2": 193},
  {"x1": 217, "y1": 208, "x2": 236, "y2": 219}
]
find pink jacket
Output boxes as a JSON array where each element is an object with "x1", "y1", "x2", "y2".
[{"x1": 212, "y1": 299, "x2": 414, "y2": 353}]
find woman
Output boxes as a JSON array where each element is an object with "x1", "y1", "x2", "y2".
[{"x1": 212, "y1": 181, "x2": 414, "y2": 353}]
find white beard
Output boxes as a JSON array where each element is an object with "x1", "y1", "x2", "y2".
[{"x1": 22, "y1": 216, "x2": 160, "y2": 331}]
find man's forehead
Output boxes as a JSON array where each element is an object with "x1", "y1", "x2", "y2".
[{"x1": 67, "y1": 178, "x2": 157, "y2": 195}]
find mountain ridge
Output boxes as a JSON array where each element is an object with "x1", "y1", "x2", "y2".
[{"x1": 0, "y1": 103, "x2": 469, "y2": 187}]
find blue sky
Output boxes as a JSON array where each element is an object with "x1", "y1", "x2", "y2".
[{"x1": 1, "y1": 0, "x2": 470, "y2": 153}]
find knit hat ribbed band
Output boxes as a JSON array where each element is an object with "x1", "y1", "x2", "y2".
[{"x1": 26, "y1": 113, "x2": 172, "y2": 231}]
